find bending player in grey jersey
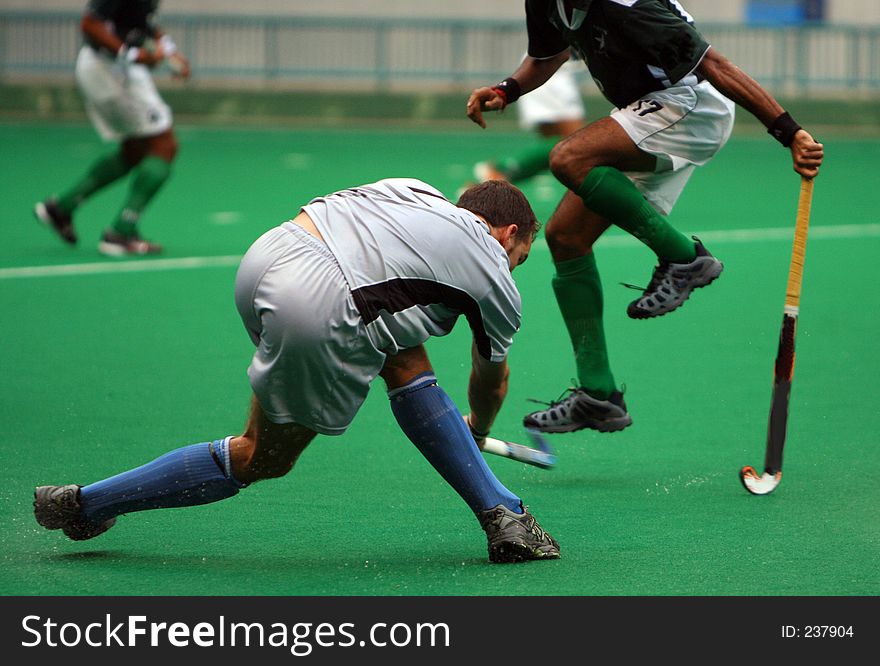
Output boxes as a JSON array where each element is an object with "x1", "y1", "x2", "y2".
[
  {"x1": 467, "y1": 0, "x2": 823, "y2": 435},
  {"x1": 34, "y1": 178, "x2": 559, "y2": 564}
]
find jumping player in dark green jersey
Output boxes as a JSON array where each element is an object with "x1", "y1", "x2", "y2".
[
  {"x1": 34, "y1": 0, "x2": 190, "y2": 256},
  {"x1": 467, "y1": 0, "x2": 823, "y2": 434}
]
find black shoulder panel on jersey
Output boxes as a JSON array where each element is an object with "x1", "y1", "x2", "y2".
[
  {"x1": 526, "y1": 0, "x2": 569, "y2": 59},
  {"x1": 351, "y1": 278, "x2": 493, "y2": 360},
  {"x1": 86, "y1": 0, "x2": 161, "y2": 39},
  {"x1": 610, "y1": 0, "x2": 709, "y2": 84}
]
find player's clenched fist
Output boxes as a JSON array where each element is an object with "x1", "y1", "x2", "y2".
[{"x1": 790, "y1": 129, "x2": 824, "y2": 180}]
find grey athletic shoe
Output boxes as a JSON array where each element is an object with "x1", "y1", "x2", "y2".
[
  {"x1": 477, "y1": 504, "x2": 560, "y2": 563},
  {"x1": 34, "y1": 198, "x2": 77, "y2": 245},
  {"x1": 626, "y1": 237, "x2": 723, "y2": 319},
  {"x1": 34, "y1": 484, "x2": 115, "y2": 541},
  {"x1": 523, "y1": 387, "x2": 632, "y2": 434}
]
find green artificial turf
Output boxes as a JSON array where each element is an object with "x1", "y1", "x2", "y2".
[{"x1": 1, "y1": 122, "x2": 877, "y2": 595}]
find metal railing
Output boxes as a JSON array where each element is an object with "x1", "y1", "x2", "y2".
[{"x1": 1, "y1": 11, "x2": 878, "y2": 94}]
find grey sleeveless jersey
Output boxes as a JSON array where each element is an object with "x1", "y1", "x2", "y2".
[{"x1": 302, "y1": 178, "x2": 521, "y2": 362}]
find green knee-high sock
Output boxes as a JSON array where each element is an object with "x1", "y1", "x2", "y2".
[
  {"x1": 56, "y1": 152, "x2": 132, "y2": 213},
  {"x1": 498, "y1": 136, "x2": 559, "y2": 183},
  {"x1": 576, "y1": 166, "x2": 695, "y2": 263},
  {"x1": 552, "y1": 253, "x2": 617, "y2": 399},
  {"x1": 112, "y1": 155, "x2": 172, "y2": 236}
]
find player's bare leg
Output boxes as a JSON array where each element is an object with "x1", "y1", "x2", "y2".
[
  {"x1": 551, "y1": 117, "x2": 722, "y2": 319},
  {"x1": 34, "y1": 393, "x2": 315, "y2": 542},
  {"x1": 229, "y1": 395, "x2": 317, "y2": 484},
  {"x1": 539, "y1": 118, "x2": 584, "y2": 141},
  {"x1": 99, "y1": 129, "x2": 179, "y2": 256},
  {"x1": 33, "y1": 139, "x2": 140, "y2": 245},
  {"x1": 34, "y1": 126, "x2": 181, "y2": 251},
  {"x1": 545, "y1": 189, "x2": 610, "y2": 261},
  {"x1": 549, "y1": 116, "x2": 656, "y2": 188},
  {"x1": 473, "y1": 119, "x2": 584, "y2": 185}
]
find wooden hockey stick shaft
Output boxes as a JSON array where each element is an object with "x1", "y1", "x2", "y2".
[
  {"x1": 764, "y1": 177, "x2": 814, "y2": 474},
  {"x1": 785, "y1": 177, "x2": 814, "y2": 313}
]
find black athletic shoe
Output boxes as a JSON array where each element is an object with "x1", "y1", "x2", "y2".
[
  {"x1": 626, "y1": 237, "x2": 722, "y2": 319},
  {"x1": 478, "y1": 504, "x2": 560, "y2": 563},
  {"x1": 523, "y1": 387, "x2": 632, "y2": 433},
  {"x1": 34, "y1": 199, "x2": 77, "y2": 245},
  {"x1": 34, "y1": 484, "x2": 115, "y2": 541},
  {"x1": 98, "y1": 230, "x2": 163, "y2": 257}
]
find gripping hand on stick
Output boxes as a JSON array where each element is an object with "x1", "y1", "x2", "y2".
[{"x1": 790, "y1": 130, "x2": 824, "y2": 180}]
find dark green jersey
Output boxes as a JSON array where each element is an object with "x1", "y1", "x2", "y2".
[
  {"x1": 525, "y1": 0, "x2": 710, "y2": 108},
  {"x1": 85, "y1": 0, "x2": 161, "y2": 48}
]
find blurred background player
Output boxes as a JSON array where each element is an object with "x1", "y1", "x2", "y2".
[
  {"x1": 467, "y1": 0, "x2": 824, "y2": 435},
  {"x1": 33, "y1": 0, "x2": 190, "y2": 257},
  {"x1": 472, "y1": 55, "x2": 586, "y2": 185},
  {"x1": 33, "y1": 178, "x2": 560, "y2": 564}
]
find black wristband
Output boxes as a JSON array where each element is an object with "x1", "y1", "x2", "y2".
[
  {"x1": 466, "y1": 416, "x2": 490, "y2": 440},
  {"x1": 492, "y1": 77, "x2": 522, "y2": 105},
  {"x1": 768, "y1": 111, "x2": 802, "y2": 148}
]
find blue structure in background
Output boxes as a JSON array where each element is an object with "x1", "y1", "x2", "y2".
[
  {"x1": 747, "y1": 0, "x2": 825, "y2": 24},
  {"x1": 802, "y1": 0, "x2": 826, "y2": 22}
]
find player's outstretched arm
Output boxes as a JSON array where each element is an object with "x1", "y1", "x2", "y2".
[
  {"x1": 155, "y1": 31, "x2": 191, "y2": 80},
  {"x1": 81, "y1": 12, "x2": 161, "y2": 67},
  {"x1": 698, "y1": 47, "x2": 823, "y2": 178},
  {"x1": 81, "y1": 12, "x2": 125, "y2": 55},
  {"x1": 465, "y1": 342, "x2": 509, "y2": 444},
  {"x1": 466, "y1": 50, "x2": 571, "y2": 128}
]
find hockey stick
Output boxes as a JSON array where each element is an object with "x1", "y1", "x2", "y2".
[
  {"x1": 482, "y1": 429, "x2": 557, "y2": 469},
  {"x1": 740, "y1": 177, "x2": 814, "y2": 495}
]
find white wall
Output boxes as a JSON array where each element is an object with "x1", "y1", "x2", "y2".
[
  {"x1": 0, "y1": 1, "x2": 514, "y2": 17},
  {"x1": 684, "y1": 0, "x2": 747, "y2": 23},
  {"x1": 9, "y1": 0, "x2": 526, "y2": 18},
  {"x1": 1, "y1": 0, "x2": 876, "y2": 24},
  {"x1": 828, "y1": 0, "x2": 880, "y2": 24}
]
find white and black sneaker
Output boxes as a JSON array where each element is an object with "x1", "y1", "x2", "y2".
[
  {"x1": 523, "y1": 387, "x2": 632, "y2": 434},
  {"x1": 34, "y1": 198, "x2": 77, "y2": 245},
  {"x1": 626, "y1": 237, "x2": 722, "y2": 319}
]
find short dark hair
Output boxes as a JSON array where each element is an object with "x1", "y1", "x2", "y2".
[{"x1": 456, "y1": 180, "x2": 540, "y2": 242}]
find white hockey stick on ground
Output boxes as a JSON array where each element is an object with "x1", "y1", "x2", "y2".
[{"x1": 481, "y1": 429, "x2": 557, "y2": 469}]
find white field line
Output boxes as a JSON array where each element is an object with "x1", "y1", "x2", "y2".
[
  {"x1": 531, "y1": 222, "x2": 880, "y2": 251},
  {"x1": 1, "y1": 223, "x2": 878, "y2": 280},
  {"x1": 0, "y1": 255, "x2": 241, "y2": 279}
]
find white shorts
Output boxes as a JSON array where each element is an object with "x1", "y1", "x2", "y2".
[
  {"x1": 611, "y1": 81, "x2": 735, "y2": 214},
  {"x1": 518, "y1": 60, "x2": 586, "y2": 130},
  {"x1": 75, "y1": 45, "x2": 172, "y2": 141},
  {"x1": 234, "y1": 223, "x2": 386, "y2": 435}
]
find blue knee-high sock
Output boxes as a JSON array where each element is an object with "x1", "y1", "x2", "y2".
[
  {"x1": 388, "y1": 372, "x2": 522, "y2": 514},
  {"x1": 80, "y1": 438, "x2": 246, "y2": 524}
]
